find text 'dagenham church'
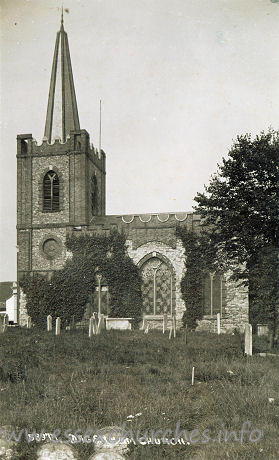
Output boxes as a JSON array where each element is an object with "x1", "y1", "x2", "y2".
[{"x1": 16, "y1": 16, "x2": 249, "y2": 332}]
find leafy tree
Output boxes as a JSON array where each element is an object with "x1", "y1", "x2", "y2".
[{"x1": 194, "y1": 131, "x2": 279, "y2": 346}]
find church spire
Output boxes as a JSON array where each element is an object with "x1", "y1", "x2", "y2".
[{"x1": 44, "y1": 14, "x2": 80, "y2": 143}]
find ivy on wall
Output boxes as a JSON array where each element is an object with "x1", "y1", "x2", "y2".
[
  {"x1": 177, "y1": 226, "x2": 218, "y2": 330},
  {"x1": 20, "y1": 231, "x2": 143, "y2": 328}
]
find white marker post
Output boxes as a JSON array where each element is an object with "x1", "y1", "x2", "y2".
[
  {"x1": 191, "y1": 366, "x2": 195, "y2": 386},
  {"x1": 245, "y1": 323, "x2": 252, "y2": 356},
  {"x1": 55, "y1": 317, "x2": 61, "y2": 336},
  {"x1": 47, "y1": 315, "x2": 52, "y2": 332},
  {"x1": 217, "y1": 313, "x2": 221, "y2": 335}
]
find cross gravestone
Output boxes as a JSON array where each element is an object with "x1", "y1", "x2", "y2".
[
  {"x1": 47, "y1": 315, "x2": 52, "y2": 332},
  {"x1": 244, "y1": 323, "x2": 252, "y2": 356},
  {"x1": 55, "y1": 317, "x2": 61, "y2": 336}
]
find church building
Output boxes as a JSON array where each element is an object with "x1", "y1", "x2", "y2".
[{"x1": 16, "y1": 16, "x2": 248, "y2": 332}]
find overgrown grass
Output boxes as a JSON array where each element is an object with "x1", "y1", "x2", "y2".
[{"x1": 0, "y1": 328, "x2": 278, "y2": 459}]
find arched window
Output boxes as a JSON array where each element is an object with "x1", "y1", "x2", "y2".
[
  {"x1": 203, "y1": 272, "x2": 226, "y2": 317},
  {"x1": 43, "y1": 170, "x2": 59, "y2": 212}
]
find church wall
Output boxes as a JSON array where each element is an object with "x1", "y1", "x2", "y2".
[
  {"x1": 31, "y1": 227, "x2": 68, "y2": 271},
  {"x1": 32, "y1": 155, "x2": 70, "y2": 225},
  {"x1": 127, "y1": 238, "x2": 186, "y2": 326}
]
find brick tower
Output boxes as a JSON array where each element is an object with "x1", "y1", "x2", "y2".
[{"x1": 17, "y1": 15, "x2": 106, "y2": 323}]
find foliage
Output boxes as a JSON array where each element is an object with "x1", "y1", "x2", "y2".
[
  {"x1": 194, "y1": 130, "x2": 279, "y2": 271},
  {"x1": 194, "y1": 130, "x2": 279, "y2": 342},
  {"x1": 177, "y1": 227, "x2": 218, "y2": 330},
  {"x1": 20, "y1": 231, "x2": 142, "y2": 328}
]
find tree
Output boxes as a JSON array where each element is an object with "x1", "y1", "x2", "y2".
[{"x1": 194, "y1": 131, "x2": 279, "y2": 346}]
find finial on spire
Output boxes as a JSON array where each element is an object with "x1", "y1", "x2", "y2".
[{"x1": 61, "y1": 6, "x2": 64, "y2": 26}]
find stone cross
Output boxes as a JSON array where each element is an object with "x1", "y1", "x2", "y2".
[
  {"x1": 217, "y1": 313, "x2": 221, "y2": 335},
  {"x1": 55, "y1": 317, "x2": 61, "y2": 336},
  {"x1": 244, "y1": 323, "x2": 252, "y2": 356},
  {"x1": 47, "y1": 315, "x2": 52, "y2": 332}
]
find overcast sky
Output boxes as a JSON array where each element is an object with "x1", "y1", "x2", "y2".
[{"x1": 1, "y1": 0, "x2": 279, "y2": 281}]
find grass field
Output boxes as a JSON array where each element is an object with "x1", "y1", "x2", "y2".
[{"x1": 0, "y1": 328, "x2": 278, "y2": 459}]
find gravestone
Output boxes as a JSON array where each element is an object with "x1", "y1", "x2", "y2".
[
  {"x1": 244, "y1": 323, "x2": 252, "y2": 356},
  {"x1": 36, "y1": 443, "x2": 78, "y2": 460},
  {"x1": 55, "y1": 317, "x2": 61, "y2": 336},
  {"x1": 47, "y1": 315, "x2": 52, "y2": 332},
  {"x1": 97, "y1": 314, "x2": 105, "y2": 334}
]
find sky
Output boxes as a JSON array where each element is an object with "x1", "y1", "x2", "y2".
[{"x1": 0, "y1": 0, "x2": 279, "y2": 280}]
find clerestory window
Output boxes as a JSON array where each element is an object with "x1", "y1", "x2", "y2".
[{"x1": 43, "y1": 170, "x2": 59, "y2": 212}]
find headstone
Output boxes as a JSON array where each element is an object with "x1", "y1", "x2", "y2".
[
  {"x1": 47, "y1": 315, "x2": 52, "y2": 332},
  {"x1": 55, "y1": 317, "x2": 61, "y2": 336},
  {"x1": 217, "y1": 313, "x2": 221, "y2": 335},
  {"x1": 163, "y1": 314, "x2": 167, "y2": 334},
  {"x1": 26, "y1": 316, "x2": 32, "y2": 329},
  {"x1": 244, "y1": 323, "x2": 252, "y2": 356},
  {"x1": 169, "y1": 324, "x2": 173, "y2": 339},
  {"x1": 36, "y1": 443, "x2": 78, "y2": 460},
  {"x1": 257, "y1": 324, "x2": 269, "y2": 336}
]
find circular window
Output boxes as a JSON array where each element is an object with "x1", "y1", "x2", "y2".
[{"x1": 42, "y1": 238, "x2": 60, "y2": 259}]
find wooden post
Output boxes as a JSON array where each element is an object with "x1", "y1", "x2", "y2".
[
  {"x1": 55, "y1": 317, "x2": 61, "y2": 336},
  {"x1": 217, "y1": 313, "x2": 221, "y2": 335},
  {"x1": 3, "y1": 314, "x2": 9, "y2": 332},
  {"x1": 26, "y1": 316, "x2": 32, "y2": 329},
  {"x1": 163, "y1": 314, "x2": 167, "y2": 334},
  {"x1": 141, "y1": 316, "x2": 145, "y2": 331},
  {"x1": 97, "y1": 274, "x2": 102, "y2": 316},
  {"x1": 89, "y1": 317, "x2": 93, "y2": 338},
  {"x1": 191, "y1": 366, "x2": 195, "y2": 385},
  {"x1": 245, "y1": 323, "x2": 252, "y2": 356},
  {"x1": 210, "y1": 272, "x2": 215, "y2": 316},
  {"x1": 169, "y1": 324, "x2": 173, "y2": 340},
  {"x1": 47, "y1": 315, "x2": 52, "y2": 332},
  {"x1": 92, "y1": 313, "x2": 97, "y2": 335}
]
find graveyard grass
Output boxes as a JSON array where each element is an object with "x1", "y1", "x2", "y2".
[{"x1": 0, "y1": 328, "x2": 279, "y2": 459}]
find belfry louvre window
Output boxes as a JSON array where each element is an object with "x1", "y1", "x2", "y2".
[{"x1": 43, "y1": 171, "x2": 59, "y2": 212}]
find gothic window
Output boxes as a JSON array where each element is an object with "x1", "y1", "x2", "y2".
[
  {"x1": 91, "y1": 174, "x2": 98, "y2": 215},
  {"x1": 43, "y1": 170, "x2": 59, "y2": 212},
  {"x1": 203, "y1": 272, "x2": 226, "y2": 317}
]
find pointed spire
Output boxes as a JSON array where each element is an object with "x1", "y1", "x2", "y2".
[{"x1": 44, "y1": 14, "x2": 80, "y2": 143}]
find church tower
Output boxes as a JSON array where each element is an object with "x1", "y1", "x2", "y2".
[{"x1": 17, "y1": 15, "x2": 106, "y2": 322}]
